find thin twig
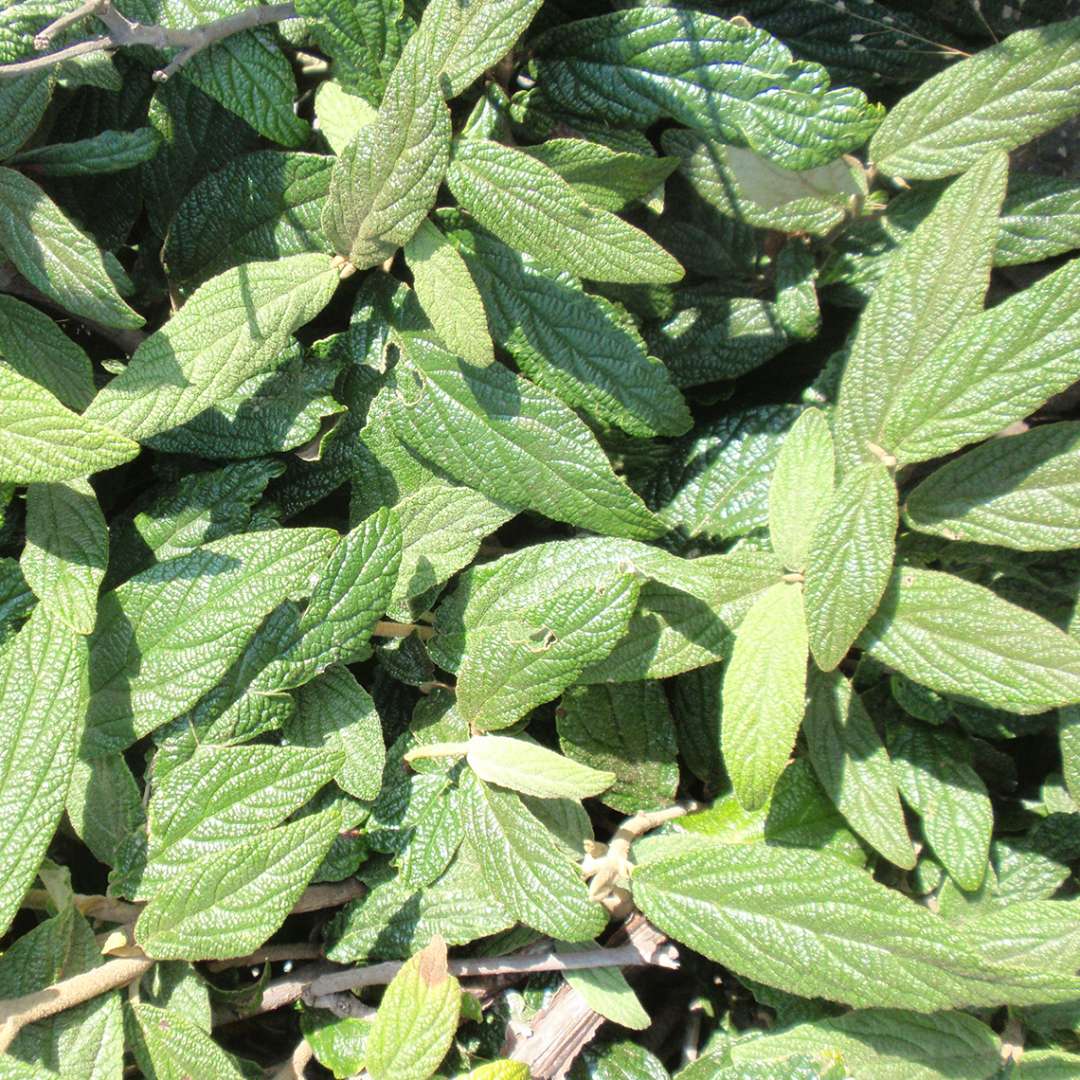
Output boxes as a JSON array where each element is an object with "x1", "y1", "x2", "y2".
[
  {"x1": 304, "y1": 992, "x2": 377, "y2": 1019},
  {"x1": 373, "y1": 619, "x2": 435, "y2": 640},
  {"x1": 206, "y1": 942, "x2": 325, "y2": 973}
]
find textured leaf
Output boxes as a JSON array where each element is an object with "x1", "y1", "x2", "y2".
[
  {"x1": 366, "y1": 936, "x2": 461, "y2": 1080},
  {"x1": 562, "y1": 961, "x2": 650, "y2": 1031},
  {"x1": 465, "y1": 735, "x2": 615, "y2": 800},
  {"x1": 287, "y1": 667, "x2": 386, "y2": 802},
  {"x1": 135, "y1": 809, "x2": 340, "y2": 960},
  {"x1": 532, "y1": 8, "x2": 882, "y2": 170},
  {"x1": 164, "y1": 151, "x2": 332, "y2": 292},
  {"x1": 446, "y1": 139, "x2": 683, "y2": 285},
  {"x1": 804, "y1": 461, "x2": 898, "y2": 672},
  {"x1": 0, "y1": 364, "x2": 138, "y2": 483},
  {"x1": 804, "y1": 670, "x2": 914, "y2": 870},
  {"x1": 889, "y1": 723, "x2": 993, "y2": 891},
  {"x1": 1061, "y1": 706, "x2": 1080, "y2": 806},
  {"x1": 404, "y1": 219, "x2": 494, "y2": 366},
  {"x1": 0, "y1": 607, "x2": 87, "y2": 935},
  {"x1": 443, "y1": 211, "x2": 688, "y2": 436},
  {"x1": 323, "y1": 46, "x2": 450, "y2": 269},
  {"x1": 314, "y1": 79, "x2": 376, "y2": 153},
  {"x1": 861, "y1": 568, "x2": 1080, "y2": 714},
  {"x1": 21, "y1": 480, "x2": 108, "y2": 635},
  {"x1": 84, "y1": 254, "x2": 339, "y2": 441},
  {"x1": 882, "y1": 259, "x2": 1080, "y2": 465},
  {"x1": 722, "y1": 582, "x2": 809, "y2": 811},
  {"x1": 7, "y1": 127, "x2": 160, "y2": 176},
  {"x1": 390, "y1": 335, "x2": 662, "y2": 539},
  {"x1": 128, "y1": 1003, "x2": 248, "y2": 1080},
  {"x1": 558, "y1": 682, "x2": 679, "y2": 814},
  {"x1": 0, "y1": 294, "x2": 94, "y2": 411},
  {"x1": 0, "y1": 72, "x2": 51, "y2": 162},
  {"x1": 834, "y1": 151, "x2": 1007, "y2": 469},
  {"x1": 996, "y1": 173, "x2": 1080, "y2": 265},
  {"x1": 768, "y1": 407, "x2": 835, "y2": 573},
  {"x1": 956, "y1": 899, "x2": 1080, "y2": 973},
  {"x1": 870, "y1": 18, "x2": 1080, "y2": 179},
  {"x1": 66, "y1": 754, "x2": 144, "y2": 869},
  {"x1": 633, "y1": 842, "x2": 1080, "y2": 1010},
  {"x1": 0, "y1": 166, "x2": 142, "y2": 329},
  {"x1": 905, "y1": 422, "x2": 1080, "y2": 551}
]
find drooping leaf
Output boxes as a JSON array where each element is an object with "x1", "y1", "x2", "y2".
[
  {"x1": 314, "y1": 79, "x2": 377, "y2": 153},
  {"x1": 128, "y1": 1003, "x2": 249, "y2": 1080},
  {"x1": 561, "y1": 959, "x2": 650, "y2": 1032},
  {"x1": 7, "y1": 127, "x2": 161, "y2": 176},
  {"x1": 464, "y1": 734, "x2": 615, "y2": 800}
]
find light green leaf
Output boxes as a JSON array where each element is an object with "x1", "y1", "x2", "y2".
[
  {"x1": 464, "y1": 734, "x2": 615, "y2": 800},
  {"x1": 768, "y1": 407, "x2": 835, "y2": 573},
  {"x1": 1013, "y1": 1050, "x2": 1080, "y2": 1077},
  {"x1": 287, "y1": 667, "x2": 385, "y2": 802},
  {"x1": 135, "y1": 808, "x2": 340, "y2": 961},
  {"x1": 632, "y1": 842, "x2": 1080, "y2": 1010},
  {"x1": 558, "y1": 682, "x2": 679, "y2": 814},
  {"x1": 184, "y1": 28, "x2": 309, "y2": 147},
  {"x1": 164, "y1": 151, "x2": 332, "y2": 292},
  {"x1": 722, "y1": 582, "x2": 809, "y2": 811},
  {"x1": 66, "y1": 754, "x2": 144, "y2": 869},
  {"x1": 0, "y1": 166, "x2": 142, "y2": 329},
  {"x1": 804, "y1": 670, "x2": 914, "y2": 870},
  {"x1": 459, "y1": 770, "x2": 607, "y2": 941},
  {"x1": 441, "y1": 211, "x2": 690, "y2": 438},
  {"x1": 0, "y1": 363, "x2": 138, "y2": 483},
  {"x1": 446, "y1": 139, "x2": 683, "y2": 285},
  {"x1": 21, "y1": 479, "x2": 108, "y2": 635},
  {"x1": 7, "y1": 128, "x2": 160, "y2": 176},
  {"x1": 366, "y1": 936, "x2": 461, "y2": 1080},
  {"x1": 882, "y1": 259, "x2": 1080, "y2": 466},
  {"x1": 128, "y1": 1003, "x2": 248, "y2": 1080},
  {"x1": 870, "y1": 18, "x2": 1080, "y2": 179},
  {"x1": 997, "y1": 173, "x2": 1080, "y2": 265},
  {"x1": 860, "y1": 568, "x2": 1080, "y2": 714},
  {"x1": 301, "y1": 1005, "x2": 370, "y2": 1079},
  {"x1": 834, "y1": 151, "x2": 1007, "y2": 469},
  {"x1": 889, "y1": 722, "x2": 993, "y2": 892},
  {"x1": 84, "y1": 254, "x2": 339, "y2": 441},
  {"x1": 957, "y1": 899, "x2": 1080, "y2": 974},
  {"x1": 458, "y1": 1062, "x2": 530, "y2": 1080},
  {"x1": 404, "y1": 220, "x2": 494, "y2": 366},
  {"x1": 804, "y1": 460, "x2": 898, "y2": 672},
  {"x1": 561, "y1": 956, "x2": 650, "y2": 1031},
  {"x1": 390, "y1": 335, "x2": 662, "y2": 540},
  {"x1": 322, "y1": 48, "x2": 450, "y2": 269},
  {"x1": 314, "y1": 79, "x2": 377, "y2": 154},
  {"x1": 85, "y1": 527, "x2": 336, "y2": 754},
  {"x1": 905, "y1": 422, "x2": 1080, "y2": 551},
  {"x1": 0, "y1": 293, "x2": 94, "y2": 411},
  {"x1": 136, "y1": 744, "x2": 339, "y2": 898},
  {"x1": 775, "y1": 241, "x2": 820, "y2": 341},
  {"x1": 1061, "y1": 706, "x2": 1080, "y2": 806},
  {"x1": 532, "y1": 8, "x2": 882, "y2": 170},
  {"x1": 0, "y1": 607, "x2": 87, "y2": 935}
]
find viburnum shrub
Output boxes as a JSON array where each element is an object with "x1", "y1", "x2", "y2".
[{"x1": 0, "y1": 0, "x2": 1079, "y2": 1076}]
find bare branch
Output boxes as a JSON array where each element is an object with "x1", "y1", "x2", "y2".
[{"x1": 206, "y1": 942, "x2": 325, "y2": 973}]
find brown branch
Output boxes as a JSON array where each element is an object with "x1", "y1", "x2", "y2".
[
  {"x1": 206, "y1": 942, "x2": 325, "y2": 973},
  {"x1": 373, "y1": 619, "x2": 435, "y2": 640},
  {"x1": 270, "y1": 1038, "x2": 314, "y2": 1080}
]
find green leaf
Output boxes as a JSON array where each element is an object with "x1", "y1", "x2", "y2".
[
  {"x1": 955, "y1": 899, "x2": 1080, "y2": 974},
  {"x1": 301, "y1": 1005, "x2": 371, "y2": 1080},
  {"x1": 889, "y1": 722, "x2": 993, "y2": 891},
  {"x1": 21, "y1": 479, "x2": 108, "y2": 635},
  {"x1": 768, "y1": 407, "x2": 835, "y2": 573},
  {"x1": 136, "y1": 744, "x2": 340, "y2": 898},
  {"x1": 404, "y1": 220, "x2": 494, "y2": 366},
  {"x1": 532, "y1": 8, "x2": 882, "y2": 170},
  {"x1": 996, "y1": 173, "x2": 1080, "y2": 265},
  {"x1": 135, "y1": 808, "x2": 340, "y2": 960},
  {"x1": 287, "y1": 667, "x2": 386, "y2": 802},
  {"x1": 804, "y1": 670, "x2": 915, "y2": 870},
  {"x1": 183, "y1": 28, "x2": 309, "y2": 148},
  {"x1": 390, "y1": 335, "x2": 662, "y2": 540},
  {"x1": 7, "y1": 127, "x2": 160, "y2": 176},
  {"x1": 834, "y1": 151, "x2": 1007, "y2": 469},
  {"x1": 459, "y1": 770, "x2": 606, "y2": 940},
  {"x1": 66, "y1": 754, "x2": 144, "y2": 869},
  {"x1": 463, "y1": 734, "x2": 615, "y2": 800},
  {"x1": 804, "y1": 461, "x2": 898, "y2": 672},
  {"x1": 0, "y1": 363, "x2": 138, "y2": 483},
  {"x1": 323, "y1": 47, "x2": 451, "y2": 269},
  {"x1": 85, "y1": 528, "x2": 336, "y2": 754},
  {"x1": 0, "y1": 166, "x2": 143, "y2": 329},
  {"x1": 882, "y1": 259, "x2": 1080, "y2": 466},
  {"x1": 558, "y1": 682, "x2": 679, "y2": 814},
  {"x1": 561, "y1": 959, "x2": 650, "y2": 1031},
  {"x1": 722, "y1": 582, "x2": 809, "y2": 811},
  {"x1": 861, "y1": 568, "x2": 1080, "y2": 714},
  {"x1": 1061, "y1": 706, "x2": 1080, "y2": 806},
  {"x1": 446, "y1": 140, "x2": 683, "y2": 285},
  {"x1": 0, "y1": 72, "x2": 51, "y2": 163},
  {"x1": 586, "y1": 1040, "x2": 669, "y2": 1079},
  {"x1": 164, "y1": 151, "x2": 332, "y2": 293},
  {"x1": 128, "y1": 1003, "x2": 248, "y2": 1080},
  {"x1": 0, "y1": 607, "x2": 87, "y2": 935},
  {"x1": 314, "y1": 79, "x2": 377, "y2": 154},
  {"x1": 366, "y1": 936, "x2": 461, "y2": 1080},
  {"x1": 441, "y1": 211, "x2": 690, "y2": 438},
  {"x1": 905, "y1": 422, "x2": 1080, "y2": 551},
  {"x1": 0, "y1": 293, "x2": 94, "y2": 411},
  {"x1": 870, "y1": 18, "x2": 1080, "y2": 179},
  {"x1": 84, "y1": 254, "x2": 339, "y2": 441},
  {"x1": 632, "y1": 842, "x2": 1080, "y2": 1010}
]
